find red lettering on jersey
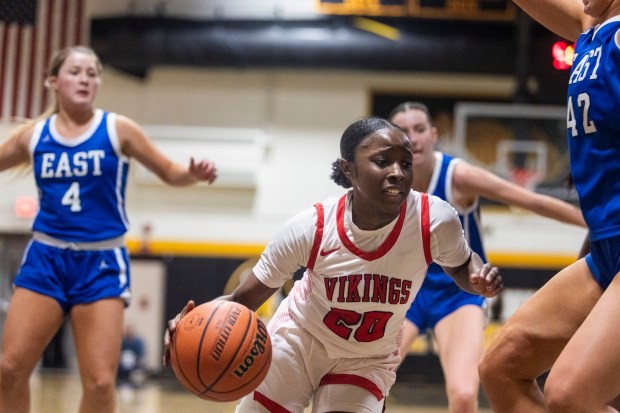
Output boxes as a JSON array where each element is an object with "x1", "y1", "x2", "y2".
[
  {"x1": 347, "y1": 274, "x2": 362, "y2": 302},
  {"x1": 388, "y1": 278, "x2": 401, "y2": 304},
  {"x1": 323, "y1": 273, "x2": 412, "y2": 305},
  {"x1": 324, "y1": 278, "x2": 338, "y2": 301},
  {"x1": 362, "y1": 274, "x2": 372, "y2": 302},
  {"x1": 337, "y1": 275, "x2": 348, "y2": 302},
  {"x1": 399, "y1": 280, "x2": 412, "y2": 304},
  {"x1": 372, "y1": 274, "x2": 388, "y2": 303}
]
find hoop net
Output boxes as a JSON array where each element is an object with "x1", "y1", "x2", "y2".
[{"x1": 509, "y1": 168, "x2": 542, "y2": 189}]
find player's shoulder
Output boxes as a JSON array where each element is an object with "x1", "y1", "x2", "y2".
[
  {"x1": 405, "y1": 190, "x2": 454, "y2": 214},
  {"x1": 112, "y1": 112, "x2": 134, "y2": 129},
  {"x1": 12, "y1": 119, "x2": 44, "y2": 150},
  {"x1": 320, "y1": 192, "x2": 344, "y2": 206},
  {"x1": 281, "y1": 192, "x2": 345, "y2": 232},
  {"x1": 426, "y1": 193, "x2": 459, "y2": 220},
  {"x1": 283, "y1": 199, "x2": 328, "y2": 229}
]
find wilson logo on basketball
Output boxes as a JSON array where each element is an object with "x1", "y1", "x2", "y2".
[
  {"x1": 212, "y1": 306, "x2": 242, "y2": 361},
  {"x1": 232, "y1": 319, "x2": 269, "y2": 378}
]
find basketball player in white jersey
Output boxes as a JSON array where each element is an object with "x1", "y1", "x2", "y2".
[
  {"x1": 164, "y1": 116, "x2": 503, "y2": 413},
  {"x1": 0, "y1": 46, "x2": 217, "y2": 413}
]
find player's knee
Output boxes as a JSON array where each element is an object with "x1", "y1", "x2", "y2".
[
  {"x1": 446, "y1": 385, "x2": 478, "y2": 413},
  {"x1": 479, "y1": 326, "x2": 528, "y2": 383},
  {"x1": 479, "y1": 344, "x2": 517, "y2": 389},
  {"x1": 0, "y1": 354, "x2": 33, "y2": 386},
  {"x1": 82, "y1": 371, "x2": 116, "y2": 399},
  {"x1": 544, "y1": 380, "x2": 579, "y2": 413}
]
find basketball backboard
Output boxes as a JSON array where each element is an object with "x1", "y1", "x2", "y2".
[{"x1": 451, "y1": 102, "x2": 576, "y2": 200}]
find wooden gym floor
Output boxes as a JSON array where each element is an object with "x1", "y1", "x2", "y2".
[{"x1": 30, "y1": 369, "x2": 494, "y2": 413}]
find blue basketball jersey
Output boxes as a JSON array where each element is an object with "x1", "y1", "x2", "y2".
[
  {"x1": 567, "y1": 17, "x2": 620, "y2": 241},
  {"x1": 426, "y1": 152, "x2": 487, "y2": 283},
  {"x1": 404, "y1": 152, "x2": 486, "y2": 331},
  {"x1": 30, "y1": 110, "x2": 130, "y2": 242}
]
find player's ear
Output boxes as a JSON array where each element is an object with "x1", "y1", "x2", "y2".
[
  {"x1": 44, "y1": 75, "x2": 58, "y2": 90},
  {"x1": 431, "y1": 126, "x2": 439, "y2": 145},
  {"x1": 340, "y1": 158, "x2": 355, "y2": 181}
]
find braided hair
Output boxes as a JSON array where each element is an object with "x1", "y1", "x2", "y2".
[{"x1": 330, "y1": 117, "x2": 403, "y2": 188}]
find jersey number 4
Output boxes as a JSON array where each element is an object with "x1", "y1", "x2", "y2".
[
  {"x1": 323, "y1": 308, "x2": 392, "y2": 342},
  {"x1": 61, "y1": 182, "x2": 82, "y2": 212}
]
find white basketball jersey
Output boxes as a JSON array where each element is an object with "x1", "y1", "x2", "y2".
[{"x1": 253, "y1": 189, "x2": 471, "y2": 358}]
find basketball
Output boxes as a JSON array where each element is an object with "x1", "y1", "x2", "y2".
[{"x1": 170, "y1": 300, "x2": 272, "y2": 402}]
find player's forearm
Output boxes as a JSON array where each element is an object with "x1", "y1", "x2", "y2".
[
  {"x1": 511, "y1": 0, "x2": 588, "y2": 41},
  {"x1": 226, "y1": 272, "x2": 279, "y2": 312},
  {"x1": 442, "y1": 252, "x2": 480, "y2": 295},
  {"x1": 160, "y1": 163, "x2": 200, "y2": 186},
  {"x1": 532, "y1": 196, "x2": 586, "y2": 227}
]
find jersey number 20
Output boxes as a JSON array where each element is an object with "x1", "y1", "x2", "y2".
[{"x1": 323, "y1": 308, "x2": 392, "y2": 342}]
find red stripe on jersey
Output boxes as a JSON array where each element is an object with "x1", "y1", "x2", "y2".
[
  {"x1": 253, "y1": 391, "x2": 292, "y2": 413},
  {"x1": 307, "y1": 203, "x2": 324, "y2": 270},
  {"x1": 421, "y1": 193, "x2": 432, "y2": 265},
  {"x1": 336, "y1": 195, "x2": 406, "y2": 261},
  {"x1": 319, "y1": 373, "x2": 384, "y2": 401}
]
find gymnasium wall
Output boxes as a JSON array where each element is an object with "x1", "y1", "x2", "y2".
[
  {"x1": 0, "y1": 0, "x2": 584, "y2": 255},
  {"x1": 0, "y1": 66, "x2": 586, "y2": 253}
]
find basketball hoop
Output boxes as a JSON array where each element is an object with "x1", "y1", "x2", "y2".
[{"x1": 509, "y1": 168, "x2": 541, "y2": 189}]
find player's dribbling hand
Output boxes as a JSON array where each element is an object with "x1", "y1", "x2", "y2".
[
  {"x1": 469, "y1": 263, "x2": 503, "y2": 298},
  {"x1": 189, "y1": 157, "x2": 218, "y2": 184},
  {"x1": 163, "y1": 300, "x2": 196, "y2": 367}
]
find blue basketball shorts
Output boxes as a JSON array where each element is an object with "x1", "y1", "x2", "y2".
[
  {"x1": 13, "y1": 239, "x2": 131, "y2": 313},
  {"x1": 585, "y1": 234, "x2": 620, "y2": 290},
  {"x1": 406, "y1": 273, "x2": 486, "y2": 332}
]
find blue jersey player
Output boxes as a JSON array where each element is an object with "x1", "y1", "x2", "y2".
[
  {"x1": 389, "y1": 102, "x2": 586, "y2": 413},
  {"x1": 479, "y1": 1, "x2": 620, "y2": 412},
  {"x1": 0, "y1": 46, "x2": 217, "y2": 413}
]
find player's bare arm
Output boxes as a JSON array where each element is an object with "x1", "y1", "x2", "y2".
[
  {"x1": 511, "y1": 0, "x2": 596, "y2": 41},
  {"x1": 453, "y1": 162, "x2": 586, "y2": 227},
  {"x1": 225, "y1": 271, "x2": 278, "y2": 312},
  {"x1": 116, "y1": 114, "x2": 217, "y2": 186},
  {"x1": 0, "y1": 126, "x2": 33, "y2": 171},
  {"x1": 442, "y1": 252, "x2": 503, "y2": 298}
]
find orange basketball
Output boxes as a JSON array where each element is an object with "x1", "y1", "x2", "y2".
[{"x1": 170, "y1": 300, "x2": 272, "y2": 402}]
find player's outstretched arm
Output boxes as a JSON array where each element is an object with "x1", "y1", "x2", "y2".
[
  {"x1": 453, "y1": 162, "x2": 586, "y2": 227},
  {"x1": 116, "y1": 115, "x2": 218, "y2": 186},
  {"x1": 511, "y1": 0, "x2": 594, "y2": 41}
]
